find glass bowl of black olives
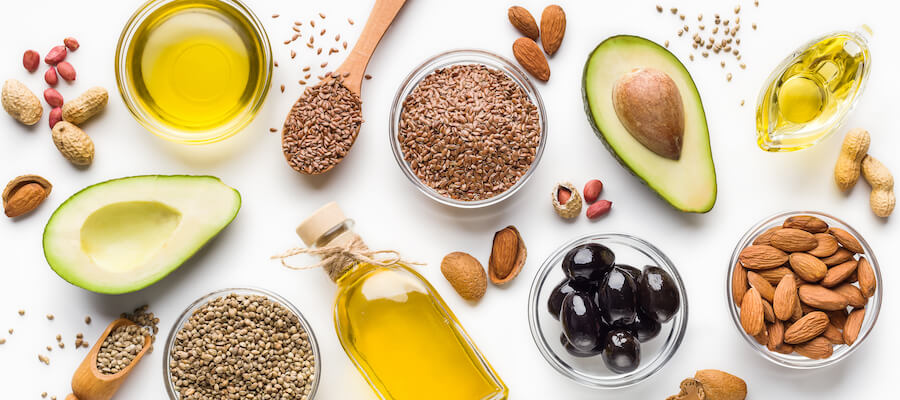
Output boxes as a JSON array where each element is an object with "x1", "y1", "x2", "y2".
[{"x1": 528, "y1": 233, "x2": 688, "y2": 388}]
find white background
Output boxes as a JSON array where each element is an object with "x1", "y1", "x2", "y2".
[{"x1": 0, "y1": 0, "x2": 896, "y2": 398}]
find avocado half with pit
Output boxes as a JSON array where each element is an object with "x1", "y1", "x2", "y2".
[
  {"x1": 583, "y1": 35, "x2": 717, "y2": 213},
  {"x1": 43, "y1": 175, "x2": 241, "y2": 294}
]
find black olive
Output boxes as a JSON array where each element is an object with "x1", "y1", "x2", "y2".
[
  {"x1": 561, "y1": 243, "x2": 615, "y2": 283},
  {"x1": 638, "y1": 266, "x2": 681, "y2": 323},
  {"x1": 602, "y1": 329, "x2": 641, "y2": 374},
  {"x1": 559, "y1": 333, "x2": 601, "y2": 357},
  {"x1": 596, "y1": 265, "x2": 638, "y2": 326},
  {"x1": 547, "y1": 279, "x2": 581, "y2": 320},
  {"x1": 560, "y1": 292, "x2": 602, "y2": 352},
  {"x1": 626, "y1": 311, "x2": 661, "y2": 342},
  {"x1": 615, "y1": 264, "x2": 642, "y2": 281}
]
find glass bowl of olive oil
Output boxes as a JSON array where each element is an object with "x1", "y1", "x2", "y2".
[
  {"x1": 116, "y1": 0, "x2": 272, "y2": 144},
  {"x1": 756, "y1": 27, "x2": 871, "y2": 152}
]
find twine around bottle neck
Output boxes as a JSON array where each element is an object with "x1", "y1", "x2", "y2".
[{"x1": 272, "y1": 231, "x2": 422, "y2": 282}]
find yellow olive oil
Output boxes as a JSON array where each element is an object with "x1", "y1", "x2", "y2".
[
  {"x1": 335, "y1": 263, "x2": 507, "y2": 400},
  {"x1": 293, "y1": 203, "x2": 507, "y2": 400},
  {"x1": 756, "y1": 29, "x2": 870, "y2": 152},
  {"x1": 124, "y1": 0, "x2": 268, "y2": 134}
]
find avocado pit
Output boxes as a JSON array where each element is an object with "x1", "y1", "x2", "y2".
[{"x1": 612, "y1": 67, "x2": 685, "y2": 160}]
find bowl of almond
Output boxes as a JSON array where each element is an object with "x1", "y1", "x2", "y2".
[{"x1": 727, "y1": 211, "x2": 882, "y2": 368}]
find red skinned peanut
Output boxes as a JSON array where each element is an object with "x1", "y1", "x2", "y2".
[{"x1": 586, "y1": 200, "x2": 612, "y2": 219}]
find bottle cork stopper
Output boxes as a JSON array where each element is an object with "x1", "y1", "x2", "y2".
[{"x1": 296, "y1": 202, "x2": 347, "y2": 246}]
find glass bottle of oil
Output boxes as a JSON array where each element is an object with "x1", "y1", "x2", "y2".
[
  {"x1": 295, "y1": 202, "x2": 508, "y2": 400},
  {"x1": 756, "y1": 27, "x2": 872, "y2": 152}
]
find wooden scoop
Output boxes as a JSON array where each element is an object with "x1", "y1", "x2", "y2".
[
  {"x1": 333, "y1": 0, "x2": 408, "y2": 95},
  {"x1": 66, "y1": 318, "x2": 151, "y2": 400}
]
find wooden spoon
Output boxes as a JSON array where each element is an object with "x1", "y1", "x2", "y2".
[
  {"x1": 282, "y1": 0, "x2": 408, "y2": 175},
  {"x1": 66, "y1": 318, "x2": 151, "y2": 400},
  {"x1": 334, "y1": 0, "x2": 408, "y2": 95}
]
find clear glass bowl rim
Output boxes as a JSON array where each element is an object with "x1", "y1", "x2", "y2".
[
  {"x1": 163, "y1": 287, "x2": 322, "y2": 399},
  {"x1": 527, "y1": 233, "x2": 689, "y2": 389},
  {"x1": 114, "y1": 0, "x2": 273, "y2": 145},
  {"x1": 726, "y1": 210, "x2": 883, "y2": 369},
  {"x1": 755, "y1": 28, "x2": 871, "y2": 151},
  {"x1": 388, "y1": 49, "x2": 548, "y2": 209}
]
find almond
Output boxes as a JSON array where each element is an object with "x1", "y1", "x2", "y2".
[
  {"x1": 770, "y1": 228, "x2": 818, "y2": 252},
  {"x1": 827, "y1": 309, "x2": 849, "y2": 330},
  {"x1": 773, "y1": 273, "x2": 798, "y2": 321},
  {"x1": 766, "y1": 320, "x2": 785, "y2": 351},
  {"x1": 2, "y1": 175, "x2": 52, "y2": 218},
  {"x1": 539, "y1": 5, "x2": 566, "y2": 55},
  {"x1": 731, "y1": 262, "x2": 748, "y2": 305},
  {"x1": 747, "y1": 271, "x2": 774, "y2": 302},
  {"x1": 798, "y1": 284, "x2": 849, "y2": 311},
  {"x1": 753, "y1": 328, "x2": 769, "y2": 345},
  {"x1": 833, "y1": 283, "x2": 866, "y2": 308},
  {"x1": 740, "y1": 287, "x2": 765, "y2": 336},
  {"x1": 791, "y1": 297, "x2": 803, "y2": 321},
  {"x1": 807, "y1": 233, "x2": 838, "y2": 257},
  {"x1": 822, "y1": 323, "x2": 844, "y2": 345},
  {"x1": 856, "y1": 256, "x2": 876, "y2": 298},
  {"x1": 784, "y1": 311, "x2": 829, "y2": 344},
  {"x1": 488, "y1": 225, "x2": 526, "y2": 285},
  {"x1": 739, "y1": 245, "x2": 788, "y2": 270},
  {"x1": 843, "y1": 308, "x2": 865, "y2": 345},
  {"x1": 752, "y1": 226, "x2": 781, "y2": 246},
  {"x1": 508, "y1": 6, "x2": 539, "y2": 40},
  {"x1": 828, "y1": 227, "x2": 863, "y2": 253},
  {"x1": 821, "y1": 260, "x2": 857, "y2": 288},
  {"x1": 789, "y1": 253, "x2": 827, "y2": 282},
  {"x1": 783, "y1": 215, "x2": 828, "y2": 233},
  {"x1": 440, "y1": 252, "x2": 487, "y2": 301},
  {"x1": 761, "y1": 299, "x2": 775, "y2": 323},
  {"x1": 512, "y1": 38, "x2": 549, "y2": 81},
  {"x1": 820, "y1": 248, "x2": 854, "y2": 267},
  {"x1": 755, "y1": 266, "x2": 794, "y2": 286},
  {"x1": 794, "y1": 336, "x2": 833, "y2": 359}
]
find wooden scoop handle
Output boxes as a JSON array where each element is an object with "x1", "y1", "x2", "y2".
[
  {"x1": 66, "y1": 395, "x2": 79, "y2": 400},
  {"x1": 335, "y1": 0, "x2": 408, "y2": 94}
]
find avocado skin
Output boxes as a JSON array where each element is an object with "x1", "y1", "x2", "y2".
[{"x1": 581, "y1": 35, "x2": 717, "y2": 213}]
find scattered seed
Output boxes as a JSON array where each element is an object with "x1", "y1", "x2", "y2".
[
  {"x1": 724, "y1": 19, "x2": 730, "y2": 26},
  {"x1": 741, "y1": 99, "x2": 745, "y2": 106},
  {"x1": 335, "y1": 34, "x2": 341, "y2": 41},
  {"x1": 42, "y1": 393, "x2": 47, "y2": 398},
  {"x1": 292, "y1": 34, "x2": 300, "y2": 41},
  {"x1": 46, "y1": 314, "x2": 54, "y2": 321},
  {"x1": 75, "y1": 338, "x2": 83, "y2": 348},
  {"x1": 96, "y1": 324, "x2": 147, "y2": 375},
  {"x1": 755, "y1": 0, "x2": 759, "y2": 6},
  {"x1": 82, "y1": 341, "x2": 89, "y2": 348},
  {"x1": 18, "y1": 310, "x2": 24, "y2": 316},
  {"x1": 8, "y1": 329, "x2": 12, "y2": 334},
  {"x1": 56, "y1": 334, "x2": 61, "y2": 341},
  {"x1": 343, "y1": 41, "x2": 348, "y2": 49},
  {"x1": 280, "y1": 84, "x2": 285, "y2": 93},
  {"x1": 727, "y1": 73, "x2": 733, "y2": 81},
  {"x1": 321, "y1": 62, "x2": 328, "y2": 68},
  {"x1": 698, "y1": 13, "x2": 703, "y2": 21},
  {"x1": 702, "y1": 51, "x2": 709, "y2": 57},
  {"x1": 679, "y1": 14, "x2": 685, "y2": 20},
  {"x1": 38, "y1": 354, "x2": 50, "y2": 365},
  {"x1": 699, "y1": 25, "x2": 705, "y2": 30},
  {"x1": 283, "y1": 39, "x2": 290, "y2": 45},
  {"x1": 294, "y1": 21, "x2": 302, "y2": 26},
  {"x1": 310, "y1": 20, "x2": 315, "y2": 28},
  {"x1": 320, "y1": 29, "x2": 326, "y2": 36},
  {"x1": 735, "y1": 5, "x2": 741, "y2": 13},
  {"x1": 656, "y1": 5, "x2": 663, "y2": 12},
  {"x1": 299, "y1": 80, "x2": 306, "y2": 85},
  {"x1": 365, "y1": 74, "x2": 372, "y2": 80},
  {"x1": 306, "y1": 43, "x2": 314, "y2": 49},
  {"x1": 684, "y1": 25, "x2": 689, "y2": 32},
  {"x1": 271, "y1": 13, "x2": 279, "y2": 18},
  {"x1": 0, "y1": 339, "x2": 5, "y2": 345},
  {"x1": 752, "y1": 23, "x2": 757, "y2": 30},
  {"x1": 348, "y1": 18, "x2": 354, "y2": 25},
  {"x1": 47, "y1": 345, "x2": 52, "y2": 351},
  {"x1": 303, "y1": 66, "x2": 311, "y2": 72},
  {"x1": 664, "y1": 40, "x2": 669, "y2": 48},
  {"x1": 274, "y1": 61, "x2": 279, "y2": 68},
  {"x1": 670, "y1": 7, "x2": 678, "y2": 14},
  {"x1": 291, "y1": 50, "x2": 296, "y2": 59},
  {"x1": 76, "y1": 333, "x2": 83, "y2": 339},
  {"x1": 689, "y1": 54, "x2": 695, "y2": 61},
  {"x1": 317, "y1": 48, "x2": 322, "y2": 55},
  {"x1": 740, "y1": 63, "x2": 746, "y2": 69},
  {"x1": 677, "y1": 29, "x2": 683, "y2": 36},
  {"x1": 713, "y1": 26, "x2": 719, "y2": 33},
  {"x1": 310, "y1": 36, "x2": 315, "y2": 44},
  {"x1": 319, "y1": 12, "x2": 326, "y2": 19},
  {"x1": 58, "y1": 342, "x2": 64, "y2": 349},
  {"x1": 269, "y1": 128, "x2": 277, "y2": 132},
  {"x1": 721, "y1": 61, "x2": 725, "y2": 68}
]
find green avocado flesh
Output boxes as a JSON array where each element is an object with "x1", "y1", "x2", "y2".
[
  {"x1": 43, "y1": 175, "x2": 241, "y2": 294},
  {"x1": 583, "y1": 35, "x2": 717, "y2": 213}
]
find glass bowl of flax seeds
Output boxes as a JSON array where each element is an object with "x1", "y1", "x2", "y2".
[{"x1": 389, "y1": 49, "x2": 548, "y2": 208}]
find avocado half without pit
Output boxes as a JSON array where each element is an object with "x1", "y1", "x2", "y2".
[
  {"x1": 43, "y1": 175, "x2": 241, "y2": 294},
  {"x1": 583, "y1": 35, "x2": 717, "y2": 213}
]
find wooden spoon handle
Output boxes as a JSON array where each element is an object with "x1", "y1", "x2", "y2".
[
  {"x1": 66, "y1": 395, "x2": 79, "y2": 400},
  {"x1": 336, "y1": 0, "x2": 408, "y2": 94}
]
